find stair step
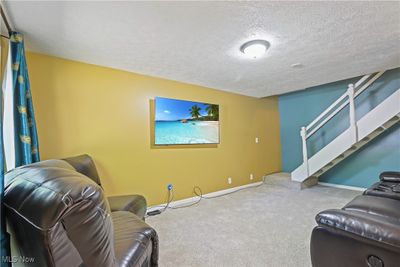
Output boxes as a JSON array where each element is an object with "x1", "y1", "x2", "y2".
[
  {"x1": 382, "y1": 116, "x2": 400, "y2": 128},
  {"x1": 361, "y1": 136, "x2": 370, "y2": 142},
  {"x1": 265, "y1": 173, "x2": 315, "y2": 190},
  {"x1": 333, "y1": 157, "x2": 343, "y2": 163}
]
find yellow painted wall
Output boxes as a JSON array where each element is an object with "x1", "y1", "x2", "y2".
[{"x1": 26, "y1": 52, "x2": 281, "y2": 205}]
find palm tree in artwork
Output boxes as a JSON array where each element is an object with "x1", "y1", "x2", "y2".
[
  {"x1": 189, "y1": 105, "x2": 201, "y2": 119},
  {"x1": 205, "y1": 104, "x2": 219, "y2": 120}
]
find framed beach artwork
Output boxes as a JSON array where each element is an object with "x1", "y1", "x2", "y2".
[{"x1": 154, "y1": 97, "x2": 220, "y2": 145}]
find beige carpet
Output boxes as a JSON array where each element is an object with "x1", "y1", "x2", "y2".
[{"x1": 146, "y1": 180, "x2": 359, "y2": 267}]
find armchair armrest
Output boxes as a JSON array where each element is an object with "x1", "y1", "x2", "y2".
[
  {"x1": 316, "y1": 209, "x2": 400, "y2": 249},
  {"x1": 112, "y1": 211, "x2": 158, "y2": 266},
  {"x1": 108, "y1": 195, "x2": 147, "y2": 220}
]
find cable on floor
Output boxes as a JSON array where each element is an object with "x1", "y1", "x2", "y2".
[
  {"x1": 147, "y1": 177, "x2": 266, "y2": 215},
  {"x1": 145, "y1": 187, "x2": 174, "y2": 218}
]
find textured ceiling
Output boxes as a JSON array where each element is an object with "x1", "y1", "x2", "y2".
[{"x1": 4, "y1": 1, "x2": 400, "y2": 97}]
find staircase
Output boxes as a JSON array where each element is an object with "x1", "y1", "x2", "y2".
[{"x1": 291, "y1": 71, "x2": 400, "y2": 186}]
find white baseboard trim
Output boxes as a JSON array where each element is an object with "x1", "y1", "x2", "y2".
[
  {"x1": 318, "y1": 182, "x2": 366, "y2": 192},
  {"x1": 147, "y1": 181, "x2": 263, "y2": 212}
]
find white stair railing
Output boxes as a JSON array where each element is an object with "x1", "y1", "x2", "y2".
[{"x1": 299, "y1": 71, "x2": 385, "y2": 177}]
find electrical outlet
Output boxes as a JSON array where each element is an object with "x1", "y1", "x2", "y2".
[
  {"x1": 250, "y1": 174, "x2": 254, "y2": 180},
  {"x1": 255, "y1": 137, "x2": 259, "y2": 143},
  {"x1": 228, "y1": 177, "x2": 232, "y2": 184},
  {"x1": 167, "y1": 184, "x2": 173, "y2": 191}
]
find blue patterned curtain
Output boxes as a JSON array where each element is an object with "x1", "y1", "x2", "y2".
[
  {"x1": 0, "y1": 32, "x2": 40, "y2": 265},
  {"x1": 10, "y1": 32, "x2": 39, "y2": 167}
]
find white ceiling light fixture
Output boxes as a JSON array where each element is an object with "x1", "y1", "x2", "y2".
[{"x1": 240, "y1": 39, "x2": 270, "y2": 59}]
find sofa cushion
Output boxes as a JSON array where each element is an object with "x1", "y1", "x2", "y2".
[
  {"x1": 364, "y1": 181, "x2": 400, "y2": 201},
  {"x1": 112, "y1": 211, "x2": 159, "y2": 267},
  {"x1": 380, "y1": 171, "x2": 400, "y2": 182},
  {"x1": 343, "y1": 195, "x2": 400, "y2": 220}
]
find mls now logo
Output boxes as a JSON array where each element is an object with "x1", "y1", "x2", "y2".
[{"x1": 2, "y1": 256, "x2": 35, "y2": 263}]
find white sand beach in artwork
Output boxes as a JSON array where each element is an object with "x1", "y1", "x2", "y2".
[{"x1": 155, "y1": 120, "x2": 220, "y2": 144}]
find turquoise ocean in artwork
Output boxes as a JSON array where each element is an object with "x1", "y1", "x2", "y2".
[{"x1": 155, "y1": 121, "x2": 219, "y2": 145}]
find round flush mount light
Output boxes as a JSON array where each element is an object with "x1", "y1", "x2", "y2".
[{"x1": 240, "y1": 39, "x2": 270, "y2": 59}]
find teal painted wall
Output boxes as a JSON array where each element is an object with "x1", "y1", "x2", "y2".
[{"x1": 278, "y1": 68, "x2": 400, "y2": 188}]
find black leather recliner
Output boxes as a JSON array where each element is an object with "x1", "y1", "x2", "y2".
[
  {"x1": 4, "y1": 155, "x2": 158, "y2": 267},
  {"x1": 63, "y1": 154, "x2": 148, "y2": 219},
  {"x1": 311, "y1": 172, "x2": 400, "y2": 267}
]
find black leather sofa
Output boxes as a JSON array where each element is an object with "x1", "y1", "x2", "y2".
[
  {"x1": 311, "y1": 172, "x2": 400, "y2": 267},
  {"x1": 4, "y1": 155, "x2": 158, "y2": 267}
]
